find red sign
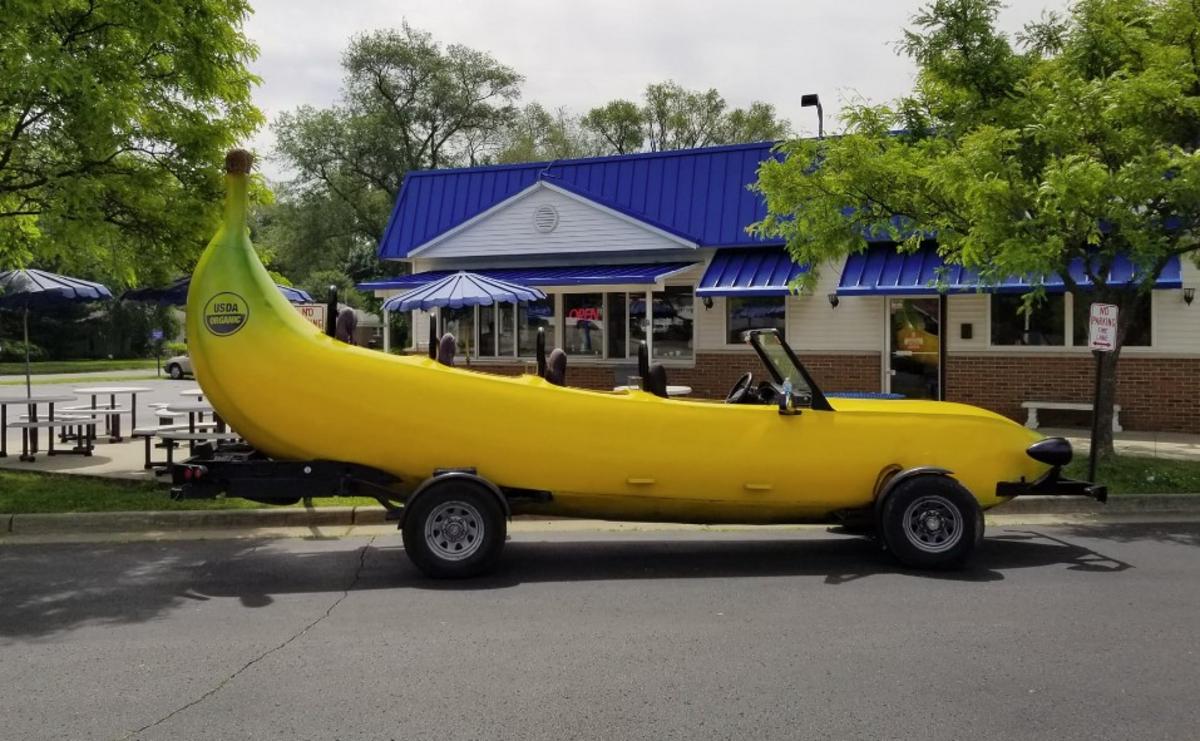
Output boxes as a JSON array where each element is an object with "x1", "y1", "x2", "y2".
[{"x1": 568, "y1": 307, "x2": 601, "y2": 322}]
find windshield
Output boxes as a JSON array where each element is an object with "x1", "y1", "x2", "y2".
[{"x1": 747, "y1": 330, "x2": 832, "y2": 411}]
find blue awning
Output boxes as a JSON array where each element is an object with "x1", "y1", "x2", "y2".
[
  {"x1": 358, "y1": 262, "x2": 695, "y2": 292},
  {"x1": 696, "y1": 248, "x2": 808, "y2": 297},
  {"x1": 837, "y1": 244, "x2": 1183, "y2": 296}
]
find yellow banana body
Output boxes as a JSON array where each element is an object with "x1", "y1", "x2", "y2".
[{"x1": 186, "y1": 164, "x2": 1047, "y2": 524}]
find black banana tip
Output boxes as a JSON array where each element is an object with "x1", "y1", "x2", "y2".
[{"x1": 225, "y1": 149, "x2": 254, "y2": 174}]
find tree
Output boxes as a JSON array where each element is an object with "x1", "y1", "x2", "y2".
[
  {"x1": 496, "y1": 103, "x2": 599, "y2": 163},
  {"x1": 580, "y1": 100, "x2": 644, "y2": 154},
  {"x1": 753, "y1": 0, "x2": 1200, "y2": 457},
  {"x1": 0, "y1": 0, "x2": 262, "y2": 281},
  {"x1": 273, "y1": 23, "x2": 523, "y2": 247},
  {"x1": 588, "y1": 82, "x2": 790, "y2": 153}
]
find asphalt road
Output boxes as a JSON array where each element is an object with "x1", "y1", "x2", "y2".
[{"x1": 2, "y1": 522, "x2": 1199, "y2": 741}]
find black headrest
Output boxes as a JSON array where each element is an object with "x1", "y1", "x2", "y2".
[
  {"x1": 437, "y1": 333, "x2": 456, "y2": 367},
  {"x1": 645, "y1": 364, "x2": 669, "y2": 398},
  {"x1": 637, "y1": 341, "x2": 650, "y2": 378},
  {"x1": 545, "y1": 348, "x2": 567, "y2": 386},
  {"x1": 536, "y1": 327, "x2": 547, "y2": 377}
]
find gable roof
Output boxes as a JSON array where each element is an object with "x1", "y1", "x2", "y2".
[{"x1": 377, "y1": 141, "x2": 785, "y2": 260}]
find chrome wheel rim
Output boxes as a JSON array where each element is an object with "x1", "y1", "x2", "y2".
[
  {"x1": 901, "y1": 495, "x2": 963, "y2": 553},
  {"x1": 424, "y1": 500, "x2": 485, "y2": 561}
]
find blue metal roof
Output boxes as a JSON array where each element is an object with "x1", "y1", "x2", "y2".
[
  {"x1": 358, "y1": 262, "x2": 696, "y2": 292},
  {"x1": 697, "y1": 248, "x2": 809, "y2": 297},
  {"x1": 378, "y1": 142, "x2": 789, "y2": 259},
  {"x1": 837, "y1": 244, "x2": 1183, "y2": 295}
]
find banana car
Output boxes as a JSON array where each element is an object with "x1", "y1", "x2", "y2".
[{"x1": 176, "y1": 151, "x2": 1106, "y2": 578}]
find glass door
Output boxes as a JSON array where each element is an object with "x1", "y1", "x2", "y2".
[{"x1": 888, "y1": 298, "x2": 940, "y2": 400}]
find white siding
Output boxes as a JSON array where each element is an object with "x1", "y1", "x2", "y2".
[
  {"x1": 787, "y1": 264, "x2": 883, "y2": 352},
  {"x1": 696, "y1": 296, "x2": 729, "y2": 350},
  {"x1": 412, "y1": 184, "x2": 695, "y2": 259},
  {"x1": 947, "y1": 294, "x2": 988, "y2": 351},
  {"x1": 1152, "y1": 259, "x2": 1200, "y2": 354}
]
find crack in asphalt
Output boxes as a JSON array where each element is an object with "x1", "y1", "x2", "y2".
[{"x1": 118, "y1": 537, "x2": 376, "y2": 741}]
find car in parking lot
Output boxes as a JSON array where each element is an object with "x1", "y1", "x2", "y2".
[{"x1": 165, "y1": 353, "x2": 193, "y2": 380}]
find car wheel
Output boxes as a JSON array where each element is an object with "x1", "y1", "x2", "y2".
[
  {"x1": 879, "y1": 475, "x2": 981, "y2": 569},
  {"x1": 167, "y1": 364, "x2": 184, "y2": 380},
  {"x1": 402, "y1": 480, "x2": 506, "y2": 579}
]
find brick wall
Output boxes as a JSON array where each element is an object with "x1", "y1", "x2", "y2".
[
  {"x1": 946, "y1": 354, "x2": 1200, "y2": 433},
  {"x1": 431, "y1": 349, "x2": 1198, "y2": 432},
  {"x1": 457, "y1": 351, "x2": 882, "y2": 400}
]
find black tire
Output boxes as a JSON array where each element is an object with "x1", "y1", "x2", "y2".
[
  {"x1": 879, "y1": 475, "x2": 982, "y2": 569},
  {"x1": 167, "y1": 364, "x2": 184, "y2": 380},
  {"x1": 402, "y1": 480, "x2": 506, "y2": 579}
]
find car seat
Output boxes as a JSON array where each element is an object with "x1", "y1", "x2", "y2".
[{"x1": 637, "y1": 341, "x2": 669, "y2": 398}]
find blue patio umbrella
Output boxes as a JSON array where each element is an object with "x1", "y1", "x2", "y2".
[
  {"x1": 0, "y1": 269, "x2": 113, "y2": 396},
  {"x1": 122, "y1": 276, "x2": 314, "y2": 305},
  {"x1": 382, "y1": 271, "x2": 546, "y2": 358},
  {"x1": 381, "y1": 271, "x2": 546, "y2": 312}
]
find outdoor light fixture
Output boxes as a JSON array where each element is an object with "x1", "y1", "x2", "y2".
[
  {"x1": 801, "y1": 93, "x2": 824, "y2": 139},
  {"x1": 702, "y1": 296, "x2": 714, "y2": 310},
  {"x1": 1185, "y1": 287, "x2": 1195, "y2": 305},
  {"x1": 827, "y1": 292, "x2": 839, "y2": 308}
]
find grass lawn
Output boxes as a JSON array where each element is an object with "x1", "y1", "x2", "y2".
[
  {"x1": 0, "y1": 470, "x2": 383, "y2": 514},
  {"x1": 0, "y1": 373, "x2": 160, "y2": 387},
  {"x1": 0, "y1": 359, "x2": 159, "y2": 376},
  {"x1": 1064, "y1": 454, "x2": 1200, "y2": 495}
]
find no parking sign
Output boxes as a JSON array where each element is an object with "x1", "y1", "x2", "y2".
[{"x1": 1088, "y1": 303, "x2": 1118, "y2": 351}]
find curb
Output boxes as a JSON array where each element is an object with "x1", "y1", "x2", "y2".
[{"x1": 2, "y1": 496, "x2": 1199, "y2": 536}]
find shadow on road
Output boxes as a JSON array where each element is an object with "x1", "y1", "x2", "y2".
[{"x1": 0, "y1": 522, "x2": 1165, "y2": 640}]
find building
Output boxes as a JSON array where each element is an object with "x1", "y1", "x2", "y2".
[{"x1": 359, "y1": 142, "x2": 1200, "y2": 433}]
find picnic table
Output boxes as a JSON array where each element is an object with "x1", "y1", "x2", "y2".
[
  {"x1": 0, "y1": 394, "x2": 76, "y2": 458},
  {"x1": 179, "y1": 387, "x2": 205, "y2": 400},
  {"x1": 8, "y1": 412, "x2": 105, "y2": 461},
  {"x1": 73, "y1": 386, "x2": 153, "y2": 442},
  {"x1": 164, "y1": 401, "x2": 225, "y2": 434}
]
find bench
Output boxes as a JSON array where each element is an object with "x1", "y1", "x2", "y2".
[
  {"x1": 1021, "y1": 401, "x2": 1122, "y2": 432},
  {"x1": 7, "y1": 415, "x2": 102, "y2": 460},
  {"x1": 132, "y1": 423, "x2": 219, "y2": 469},
  {"x1": 154, "y1": 429, "x2": 241, "y2": 468}
]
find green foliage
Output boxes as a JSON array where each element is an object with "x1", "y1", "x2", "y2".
[
  {"x1": 272, "y1": 22, "x2": 522, "y2": 246},
  {"x1": 755, "y1": 0, "x2": 1200, "y2": 317},
  {"x1": 0, "y1": 0, "x2": 264, "y2": 282},
  {"x1": 0, "y1": 340, "x2": 45, "y2": 363},
  {"x1": 582, "y1": 82, "x2": 790, "y2": 154},
  {"x1": 752, "y1": 0, "x2": 1200, "y2": 453},
  {"x1": 298, "y1": 269, "x2": 367, "y2": 309}
]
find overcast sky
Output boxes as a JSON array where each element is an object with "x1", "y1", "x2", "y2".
[{"x1": 243, "y1": 0, "x2": 1068, "y2": 180}]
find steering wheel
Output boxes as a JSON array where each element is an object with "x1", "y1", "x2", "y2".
[{"x1": 725, "y1": 372, "x2": 754, "y2": 404}]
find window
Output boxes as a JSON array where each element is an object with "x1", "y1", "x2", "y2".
[
  {"x1": 629, "y1": 294, "x2": 647, "y2": 353},
  {"x1": 478, "y1": 305, "x2": 497, "y2": 356},
  {"x1": 606, "y1": 292, "x2": 627, "y2": 358},
  {"x1": 563, "y1": 293, "x2": 604, "y2": 357},
  {"x1": 1072, "y1": 293, "x2": 1151, "y2": 347},
  {"x1": 441, "y1": 306, "x2": 474, "y2": 355},
  {"x1": 727, "y1": 296, "x2": 786, "y2": 344},
  {"x1": 498, "y1": 304, "x2": 515, "y2": 355},
  {"x1": 518, "y1": 299, "x2": 555, "y2": 356},
  {"x1": 652, "y1": 286, "x2": 694, "y2": 360},
  {"x1": 990, "y1": 294, "x2": 1065, "y2": 346}
]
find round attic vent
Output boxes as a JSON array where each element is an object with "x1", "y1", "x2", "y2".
[{"x1": 533, "y1": 204, "x2": 559, "y2": 233}]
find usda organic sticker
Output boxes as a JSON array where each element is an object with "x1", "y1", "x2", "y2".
[{"x1": 203, "y1": 292, "x2": 249, "y2": 336}]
